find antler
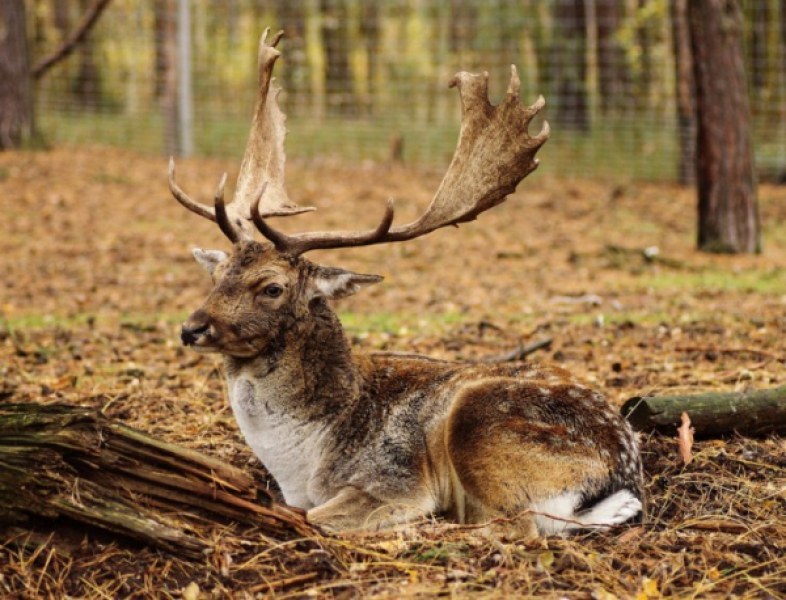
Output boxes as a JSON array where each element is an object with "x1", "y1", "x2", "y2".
[
  {"x1": 168, "y1": 28, "x2": 313, "y2": 240},
  {"x1": 169, "y1": 29, "x2": 549, "y2": 251},
  {"x1": 253, "y1": 66, "x2": 549, "y2": 255}
]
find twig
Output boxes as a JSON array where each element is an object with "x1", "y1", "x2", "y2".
[
  {"x1": 32, "y1": 0, "x2": 112, "y2": 80},
  {"x1": 476, "y1": 338, "x2": 553, "y2": 364},
  {"x1": 247, "y1": 571, "x2": 319, "y2": 593}
]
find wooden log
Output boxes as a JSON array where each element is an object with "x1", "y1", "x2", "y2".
[
  {"x1": 621, "y1": 385, "x2": 786, "y2": 437},
  {"x1": 0, "y1": 403, "x2": 316, "y2": 557}
]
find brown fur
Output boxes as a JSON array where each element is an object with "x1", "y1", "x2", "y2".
[{"x1": 182, "y1": 240, "x2": 644, "y2": 537}]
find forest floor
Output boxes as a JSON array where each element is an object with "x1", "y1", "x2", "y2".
[{"x1": 1, "y1": 147, "x2": 785, "y2": 598}]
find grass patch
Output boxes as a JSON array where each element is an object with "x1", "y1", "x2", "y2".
[
  {"x1": 38, "y1": 109, "x2": 685, "y2": 181},
  {"x1": 0, "y1": 311, "x2": 190, "y2": 333},
  {"x1": 640, "y1": 267, "x2": 786, "y2": 294}
]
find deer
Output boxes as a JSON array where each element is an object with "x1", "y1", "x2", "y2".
[{"x1": 168, "y1": 30, "x2": 644, "y2": 539}]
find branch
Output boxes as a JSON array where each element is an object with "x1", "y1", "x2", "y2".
[
  {"x1": 0, "y1": 403, "x2": 315, "y2": 557},
  {"x1": 32, "y1": 0, "x2": 112, "y2": 80},
  {"x1": 476, "y1": 337, "x2": 553, "y2": 363},
  {"x1": 622, "y1": 385, "x2": 786, "y2": 437}
]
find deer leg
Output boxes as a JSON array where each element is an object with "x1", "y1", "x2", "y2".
[{"x1": 307, "y1": 487, "x2": 435, "y2": 533}]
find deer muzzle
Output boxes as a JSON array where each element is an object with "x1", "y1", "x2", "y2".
[{"x1": 181, "y1": 310, "x2": 212, "y2": 346}]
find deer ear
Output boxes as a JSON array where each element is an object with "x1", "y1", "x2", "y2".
[
  {"x1": 309, "y1": 266, "x2": 383, "y2": 300},
  {"x1": 192, "y1": 248, "x2": 228, "y2": 275}
]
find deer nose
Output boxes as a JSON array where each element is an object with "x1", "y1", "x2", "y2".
[{"x1": 181, "y1": 322, "x2": 209, "y2": 345}]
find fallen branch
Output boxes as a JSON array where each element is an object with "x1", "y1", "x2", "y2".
[
  {"x1": 32, "y1": 0, "x2": 112, "y2": 80},
  {"x1": 0, "y1": 403, "x2": 315, "y2": 557},
  {"x1": 477, "y1": 337, "x2": 553, "y2": 363},
  {"x1": 622, "y1": 385, "x2": 786, "y2": 437}
]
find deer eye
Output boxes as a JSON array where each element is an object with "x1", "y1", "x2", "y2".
[{"x1": 262, "y1": 283, "x2": 283, "y2": 298}]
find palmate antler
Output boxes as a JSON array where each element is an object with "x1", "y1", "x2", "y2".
[
  {"x1": 170, "y1": 29, "x2": 549, "y2": 254},
  {"x1": 168, "y1": 29, "x2": 314, "y2": 242}
]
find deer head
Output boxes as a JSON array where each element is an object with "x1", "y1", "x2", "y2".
[{"x1": 171, "y1": 29, "x2": 549, "y2": 356}]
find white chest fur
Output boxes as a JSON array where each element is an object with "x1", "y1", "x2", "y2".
[{"x1": 227, "y1": 373, "x2": 326, "y2": 509}]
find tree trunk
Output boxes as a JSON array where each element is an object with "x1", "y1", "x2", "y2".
[
  {"x1": 553, "y1": 0, "x2": 589, "y2": 131},
  {"x1": 72, "y1": 0, "x2": 102, "y2": 106},
  {"x1": 0, "y1": 403, "x2": 314, "y2": 557},
  {"x1": 622, "y1": 385, "x2": 786, "y2": 437},
  {"x1": 0, "y1": 0, "x2": 34, "y2": 150},
  {"x1": 153, "y1": 1, "x2": 169, "y2": 100},
  {"x1": 669, "y1": 0, "x2": 696, "y2": 185},
  {"x1": 596, "y1": 0, "x2": 629, "y2": 113},
  {"x1": 159, "y1": 0, "x2": 179, "y2": 157},
  {"x1": 689, "y1": 0, "x2": 760, "y2": 253},
  {"x1": 320, "y1": 0, "x2": 354, "y2": 116}
]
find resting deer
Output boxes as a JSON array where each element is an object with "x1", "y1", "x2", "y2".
[{"x1": 169, "y1": 30, "x2": 643, "y2": 538}]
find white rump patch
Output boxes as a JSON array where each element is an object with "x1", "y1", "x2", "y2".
[{"x1": 532, "y1": 489, "x2": 641, "y2": 535}]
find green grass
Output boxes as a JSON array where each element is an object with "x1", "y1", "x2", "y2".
[
  {"x1": 0, "y1": 311, "x2": 190, "y2": 333},
  {"x1": 38, "y1": 108, "x2": 686, "y2": 180},
  {"x1": 639, "y1": 267, "x2": 786, "y2": 294}
]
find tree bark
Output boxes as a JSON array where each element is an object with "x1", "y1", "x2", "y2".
[
  {"x1": 0, "y1": 403, "x2": 314, "y2": 557},
  {"x1": 596, "y1": 0, "x2": 629, "y2": 113},
  {"x1": 320, "y1": 0, "x2": 355, "y2": 116},
  {"x1": 622, "y1": 385, "x2": 786, "y2": 437},
  {"x1": 669, "y1": 0, "x2": 696, "y2": 185},
  {"x1": 31, "y1": 0, "x2": 111, "y2": 80},
  {"x1": 0, "y1": 0, "x2": 34, "y2": 150},
  {"x1": 71, "y1": 0, "x2": 103, "y2": 105},
  {"x1": 553, "y1": 0, "x2": 589, "y2": 131},
  {"x1": 688, "y1": 0, "x2": 760, "y2": 253},
  {"x1": 160, "y1": 0, "x2": 179, "y2": 157}
]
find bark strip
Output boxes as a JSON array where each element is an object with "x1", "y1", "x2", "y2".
[{"x1": 0, "y1": 403, "x2": 315, "y2": 558}]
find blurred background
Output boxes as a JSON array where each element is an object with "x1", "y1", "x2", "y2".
[{"x1": 11, "y1": 0, "x2": 786, "y2": 181}]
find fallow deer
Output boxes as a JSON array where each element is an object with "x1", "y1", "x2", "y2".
[{"x1": 169, "y1": 30, "x2": 644, "y2": 538}]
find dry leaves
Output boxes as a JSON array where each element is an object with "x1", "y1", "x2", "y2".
[
  {"x1": 678, "y1": 411, "x2": 695, "y2": 465},
  {"x1": 1, "y1": 148, "x2": 785, "y2": 598}
]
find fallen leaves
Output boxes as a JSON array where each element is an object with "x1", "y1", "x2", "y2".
[
  {"x1": 678, "y1": 412, "x2": 695, "y2": 465},
  {"x1": 1, "y1": 148, "x2": 785, "y2": 598}
]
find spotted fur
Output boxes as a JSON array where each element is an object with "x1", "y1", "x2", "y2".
[{"x1": 181, "y1": 240, "x2": 644, "y2": 537}]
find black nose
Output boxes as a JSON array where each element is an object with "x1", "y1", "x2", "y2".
[{"x1": 181, "y1": 323, "x2": 209, "y2": 345}]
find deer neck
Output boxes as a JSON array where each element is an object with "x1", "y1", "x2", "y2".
[
  {"x1": 222, "y1": 302, "x2": 361, "y2": 508},
  {"x1": 227, "y1": 302, "x2": 358, "y2": 405}
]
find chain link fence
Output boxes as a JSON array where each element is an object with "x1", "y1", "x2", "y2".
[{"x1": 32, "y1": 0, "x2": 786, "y2": 181}]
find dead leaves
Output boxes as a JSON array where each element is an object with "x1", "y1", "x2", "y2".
[{"x1": 678, "y1": 412, "x2": 695, "y2": 465}]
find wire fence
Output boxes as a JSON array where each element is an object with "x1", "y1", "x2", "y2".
[{"x1": 32, "y1": 0, "x2": 786, "y2": 181}]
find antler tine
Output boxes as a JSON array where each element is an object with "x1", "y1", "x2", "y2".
[
  {"x1": 251, "y1": 185, "x2": 396, "y2": 254},
  {"x1": 168, "y1": 157, "x2": 216, "y2": 222},
  {"x1": 257, "y1": 65, "x2": 548, "y2": 256},
  {"x1": 214, "y1": 173, "x2": 243, "y2": 243}
]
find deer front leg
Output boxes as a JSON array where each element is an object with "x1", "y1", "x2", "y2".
[{"x1": 307, "y1": 487, "x2": 434, "y2": 532}]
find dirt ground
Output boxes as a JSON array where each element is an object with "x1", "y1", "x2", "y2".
[{"x1": 1, "y1": 147, "x2": 785, "y2": 598}]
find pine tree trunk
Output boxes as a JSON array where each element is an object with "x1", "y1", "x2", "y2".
[
  {"x1": 669, "y1": 0, "x2": 696, "y2": 185},
  {"x1": 0, "y1": 0, "x2": 34, "y2": 150},
  {"x1": 596, "y1": 0, "x2": 629, "y2": 113},
  {"x1": 688, "y1": 0, "x2": 760, "y2": 253},
  {"x1": 553, "y1": 0, "x2": 589, "y2": 131}
]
